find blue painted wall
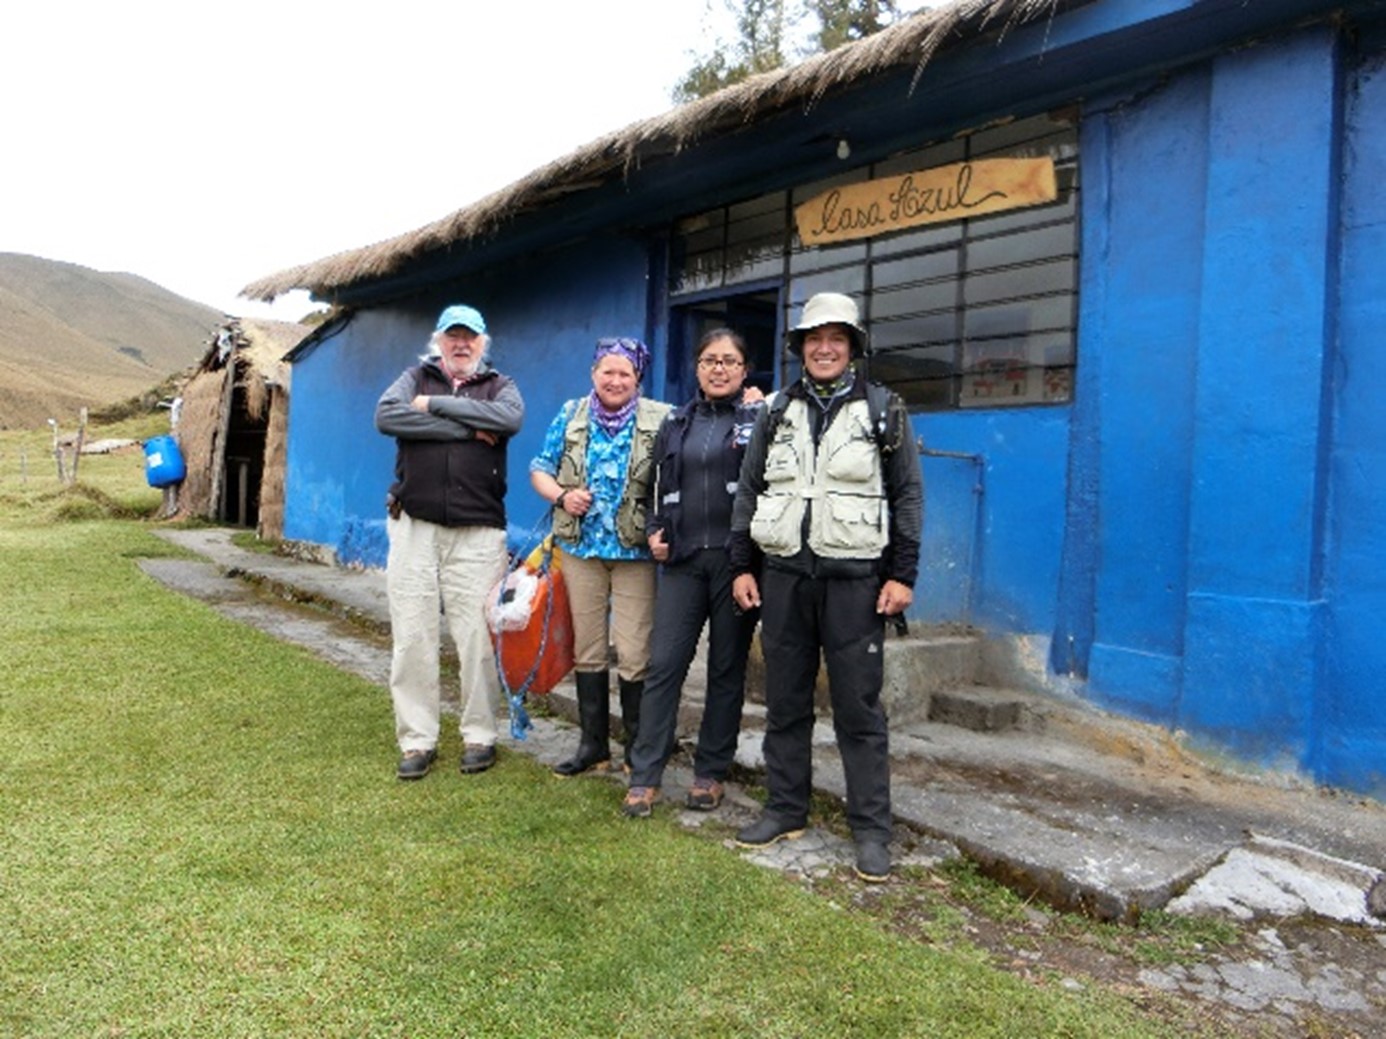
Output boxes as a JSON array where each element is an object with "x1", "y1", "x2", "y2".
[
  {"x1": 915, "y1": 410, "x2": 1070, "y2": 632},
  {"x1": 283, "y1": 234, "x2": 652, "y2": 566}
]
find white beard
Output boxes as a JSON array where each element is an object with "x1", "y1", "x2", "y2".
[{"x1": 443, "y1": 353, "x2": 481, "y2": 381}]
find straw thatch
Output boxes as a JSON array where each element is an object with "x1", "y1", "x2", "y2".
[
  {"x1": 258, "y1": 375, "x2": 291, "y2": 541},
  {"x1": 173, "y1": 318, "x2": 311, "y2": 530},
  {"x1": 240, "y1": 0, "x2": 1065, "y2": 305}
]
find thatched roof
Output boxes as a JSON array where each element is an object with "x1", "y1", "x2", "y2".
[
  {"x1": 235, "y1": 318, "x2": 311, "y2": 380},
  {"x1": 241, "y1": 0, "x2": 1065, "y2": 305},
  {"x1": 197, "y1": 318, "x2": 310, "y2": 380}
]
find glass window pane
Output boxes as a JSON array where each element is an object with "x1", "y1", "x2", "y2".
[
  {"x1": 964, "y1": 295, "x2": 1074, "y2": 340},
  {"x1": 870, "y1": 221, "x2": 963, "y2": 257},
  {"x1": 788, "y1": 268, "x2": 865, "y2": 305},
  {"x1": 964, "y1": 257, "x2": 1076, "y2": 306},
  {"x1": 959, "y1": 331, "x2": 1073, "y2": 408},
  {"x1": 790, "y1": 237, "x2": 868, "y2": 273},
  {"x1": 874, "y1": 249, "x2": 960, "y2": 288},
  {"x1": 725, "y1": 246, "x2": 783, "y2": 285},
  {"x1": 872, "y1": 284, "x2": 958, "y2": 324},
  {"x1": 891, "y1": 376, "x2": 955, "y2": 409},
  {"x1": 729, "y1": 192, "x2": 784, "y2": 221},
  {"x1": 968, "y1": 191, "x2": 1076, "y2": 236},
  {"x1": 787, "y1": 281, "x2": 864, "y2": 337},
  {"x1": 727, "y1": 207, "x2": 785, "y2": 247},
  {"x1": 872, "y1": 342, "x2": 956, "y2": 375},
  {"x1": 971, "y1": 116, "x2": 1078, "y2": 158},
  {"x1": 672, "y1": 257, "x2": 723, "y2": 295},
  {"x1": 871, "y1": 344, "x2": 956, "y2": 409},
  {"x1": 967, "y1": 222, "x2": 1073, "y2": 270},
  {"x1": 872, "y1": 310, "x2": 960, "y2": 349}
]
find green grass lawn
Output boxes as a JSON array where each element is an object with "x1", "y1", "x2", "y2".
[{"x1": 0, "y1": 428, "x2": 1186, "y2": 1038}]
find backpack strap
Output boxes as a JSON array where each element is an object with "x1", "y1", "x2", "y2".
[{"x1": 865, "y1": 381, "x2": 892, "y2": 453}]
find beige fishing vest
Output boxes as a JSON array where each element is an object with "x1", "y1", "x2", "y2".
[
  {"x1": 750, "y1": 396, "x2": 889, "y2": 560},
  {"x1": 552, "y1": 397, "x2": 670, "y2": 548}
]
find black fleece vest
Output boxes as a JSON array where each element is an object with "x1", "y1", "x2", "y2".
[{"x1": 391, "y1": 365, "x2": 509, "y2": 529}]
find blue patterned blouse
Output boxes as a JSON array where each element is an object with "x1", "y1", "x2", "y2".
[{"x1": 529, "y1": 399, "x2": 653, "y2": 561}]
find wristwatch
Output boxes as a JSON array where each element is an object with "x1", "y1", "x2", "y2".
[{"x1": 554, "y1": 490, "x2": 569, "y2": 511}]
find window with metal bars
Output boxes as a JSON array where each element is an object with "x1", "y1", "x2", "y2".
[{"x1": 669, "y1": 110, "x2": 1080, "y2": 411}]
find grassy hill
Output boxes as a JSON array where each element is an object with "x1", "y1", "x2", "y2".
[{"x1": 0, "y1": 253, "x2": 226, "y2": 430}]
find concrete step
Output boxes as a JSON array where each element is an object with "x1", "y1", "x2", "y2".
[
  {"x1": 926, "y1": 685, "x2": 1024, "y2": 732},
  {"x1": 741, "y1": 625, "x2": 984, "y2": 727}
]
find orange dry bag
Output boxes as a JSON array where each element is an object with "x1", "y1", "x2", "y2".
[{"x1": 487, "y1": 537, "x2": 575, "y2": 701}]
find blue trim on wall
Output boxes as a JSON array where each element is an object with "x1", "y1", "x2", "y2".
[
  {"x1": 1047, "y1": 108, "x2": 1108, "y2": 681},
  {"x1": 1321, "y1": 25, "x2": 1386, "y2": 794}
]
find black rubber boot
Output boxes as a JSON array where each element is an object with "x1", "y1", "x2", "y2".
[
  {"x1": 553, "y1": 670, "x2": 611, "y2": 777},
  {"x1": 618, "y1": 677, "x2": 644, "y2": 773}
]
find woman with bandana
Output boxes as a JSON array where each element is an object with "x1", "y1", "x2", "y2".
[{"x1": 530, "y1": 338, "x2": 670, "y2": 777}]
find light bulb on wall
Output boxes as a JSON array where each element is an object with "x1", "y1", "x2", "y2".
[{"x1": 836, "y1": 138, "x2": 851, "y2": 160}]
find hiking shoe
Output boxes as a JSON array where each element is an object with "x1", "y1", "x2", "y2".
[
  {"x1": 685, "y1": 776, "x2": 724, "y2": 811},
  {"x1": 397, "y1": 747, "x2": 437, "y2": 781},
  {"x1": 621, "y1": 786, "x2": 660, "y2": 818},
  {"x1": 854, "y1": 839, "x2": 892, "y2": 883},
  {"x1": 460, "y1": 744, "x2": 497, "y2": 774},
  {"x1": 734, "y1": 813, "x2": 806, "y2": 848}
]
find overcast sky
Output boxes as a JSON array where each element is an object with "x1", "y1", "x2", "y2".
[{"x1": 2, "y1": 1, "x2": 724, "y2": 321}]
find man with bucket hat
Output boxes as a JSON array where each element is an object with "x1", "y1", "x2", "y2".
[
  {"x1": 375, "y1": 304, "x2": 524, "y2": 780},
  {"x1": 728, "y1": 291, "x2": 923, "y2": 881}
]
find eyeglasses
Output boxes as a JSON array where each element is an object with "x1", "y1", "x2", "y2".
[{"x1": 697, "y1": 357, "x2": 745, "y2": 370}]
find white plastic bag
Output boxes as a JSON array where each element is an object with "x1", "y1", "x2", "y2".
[{"x1": 486, "y1": 569, "x2": 539, "y2": 633}]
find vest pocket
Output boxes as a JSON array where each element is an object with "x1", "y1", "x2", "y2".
[
  {"x1": 814, "y1": 493, "x2": 888, "y2": 553},
  {"x1": 762, "y1": 436, "x2": 801, "y2": 485},
  {"x1": 823, "y1": 416, "x2": 878, "y2": 483},
  {"x1": 750, "y1": 493, "x2": 801, "y2": 555}
]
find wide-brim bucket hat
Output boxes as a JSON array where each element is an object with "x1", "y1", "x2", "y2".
[{"x1": 786, "y1": 292, "x2": 868, "y2": 356}]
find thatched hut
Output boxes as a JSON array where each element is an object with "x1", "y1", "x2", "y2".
[{"x1": 175, "y1": 318, "x2": 310, "y2": 538}]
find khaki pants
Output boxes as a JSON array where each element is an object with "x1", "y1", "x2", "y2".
[
  {"x1": 387, "y1": 513, "x2": 507, "y2": 752},
  {"x1": 560, "y1": 554, "x2": 656, "y2": 681}
]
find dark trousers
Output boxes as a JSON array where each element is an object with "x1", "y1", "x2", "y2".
[
  {"x1": 759, "y1": 567, "x2": 892, "y2": 841},
  {"x1": 627, "y1": 549, "x2": 756, "y2": 787}
]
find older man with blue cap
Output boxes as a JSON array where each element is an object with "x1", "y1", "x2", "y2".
[{"x1": 375, "y1": 303, "x2": 525, "y2": 780}]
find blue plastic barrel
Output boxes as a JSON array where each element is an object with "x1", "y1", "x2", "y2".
[{"x1": 143, "y1": 435, "x2": 186, "y2": 488}]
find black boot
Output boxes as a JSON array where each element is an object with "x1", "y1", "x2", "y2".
[
  {"x1": 619, "y1": 677, "x2": 644, "y2": 773},
  {"x1": 553, "y1": 670, "x2": 611, "y2": 777}
]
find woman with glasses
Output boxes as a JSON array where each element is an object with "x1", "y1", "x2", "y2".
[{"x1": 621, "y1": 328, "x2": 765, "y2": 817}]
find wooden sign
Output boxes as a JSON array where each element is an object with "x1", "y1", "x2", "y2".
[{"x1": 794, "y1": 157, "x2": 1057, "y2": 246}]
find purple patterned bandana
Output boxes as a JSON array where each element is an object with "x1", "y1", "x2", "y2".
[
  {"x1": 589, "y1": 337, "x2": 649, "y2": 434},
  {"x1": 588, "y1": 390, "x2": 638, "y2": 435},
  {"x1": 592, "y1": 337, "x2": 650, "y2": 379}
]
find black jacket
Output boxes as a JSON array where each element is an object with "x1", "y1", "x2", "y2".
[{"x1": 644, "y1": 390, "x2": 761, "y2": 566}]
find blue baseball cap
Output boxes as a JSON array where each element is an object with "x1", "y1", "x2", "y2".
[{"x1": 435, "y1": 304, "x2": 486, "y2": 334}]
